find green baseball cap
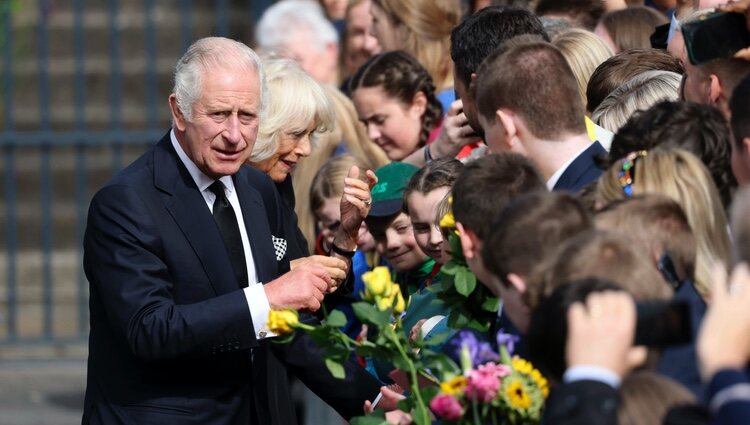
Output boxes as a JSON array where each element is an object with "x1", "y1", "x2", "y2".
[{"x1": 369, "y1": 162, "x2": 420, "y2": 217}]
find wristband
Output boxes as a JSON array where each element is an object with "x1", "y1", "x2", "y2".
[{"x1": 330, "y1": 242, "x2": 357, "y2": 258}]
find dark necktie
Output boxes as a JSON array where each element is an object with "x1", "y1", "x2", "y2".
[{"x1": 209, "y1": 181, "x2": 249, "y2": 288}]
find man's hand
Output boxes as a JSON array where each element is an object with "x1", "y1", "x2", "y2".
[
  {"x1": 290, "y1": 255, "x2": 348, "y2": 291},
  {"x1": 566, "y1": 291, "x2": 637, "y2": 379},
  {"x1": 720, "y1": 0, "x2": 750, "y2": 60},
  {"x1": 697, "y1": 263, "x2": 750, "y2": 381},
  {"x1": 264, "y1": 263, "x2": 332, "y2": 311},
  {"x1": 431, "y1": 100, "x2": 482, "y2": 158},
  {"x1": 338, "y1": 165, "x2": 378, "y2": 243}
]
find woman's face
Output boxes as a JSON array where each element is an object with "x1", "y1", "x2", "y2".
[
  {"x1": 254, "y1": 121, "x2": 315, "y2": 183},
  {"x1": 321, "y1": 0, "x2": 347, "y2": 20},
  {"x1": 407, "y1": 187, "x2": 450, "y2": 263},
  {"x1": 370, "y1": 2, "x2": 401, "y2": 51},
  {"x1": 370, "y1": 212, "x2": 426, "y2": 272},
  {"x1": 345, "y1": 0, "x2": 382, "y2": 74},
  {"x1": 352, "y1": 85, "x2": 425, "y2": 161}
]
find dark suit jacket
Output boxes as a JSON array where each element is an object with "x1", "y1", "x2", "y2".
[
  {"x1": 552, "y1": 142, "x2": 607, "y2": 192},
  {"x1": 542, "y1": 379, "x2": 618, "y2": 425},
  {"x1": 707, "y1": 369, "x2": 750, "y2": 425},
  {"x1": 82, "y1": 133, "x2": 379, "y2": 425}
]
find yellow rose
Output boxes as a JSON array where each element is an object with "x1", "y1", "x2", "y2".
[
  {"x1": 392, "y1": 288, "x2": 406, "y2": 314},
  {"x1": 267, "y1": 309, "x2": 299, "y2": 335},
  {"x1": 439, "y1": 211, "x2": 456, "y2": 229},
  {"x1": 362, "y1": 266, "x2": 393, "y2": 299}
]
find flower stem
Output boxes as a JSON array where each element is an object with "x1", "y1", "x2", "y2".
[{"x1": 388, "y1": 324, "x2": 431, "y2": 425}]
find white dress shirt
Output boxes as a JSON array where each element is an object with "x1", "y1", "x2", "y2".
[{"x1": 170, "y1": 130, "x2": 275, "y2": 339}]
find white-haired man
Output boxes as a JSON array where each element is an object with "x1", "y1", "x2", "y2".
[
  {"x1": 82, "y1": 37, "x2": 380, "y2": 425},
  {"x1": 256, "y1": 0, "x2": 340, "y2": 85}
]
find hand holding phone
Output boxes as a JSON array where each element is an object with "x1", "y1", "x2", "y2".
[{"x1": 682, "y1": 12, "x2": 750, "y2": 65}]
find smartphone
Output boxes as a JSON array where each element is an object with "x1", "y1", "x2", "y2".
[
  {"x1": 634, "y1": 300, "x2": 693, "y2": 348},
  {"x1": 682, "y1": 12, "x2": 750, "y2": 65}
]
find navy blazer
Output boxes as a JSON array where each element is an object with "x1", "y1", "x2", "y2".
[
  {"x1": 82, "y1": 133, "x2": 379, "y2": 425},
  {"x1": 553, "y1": 142, "x2": 607, "y2": 192}
]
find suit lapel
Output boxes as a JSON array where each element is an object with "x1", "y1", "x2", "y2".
[{"x1": 154, "y1": 136, "x2": 240, "y2": 296}]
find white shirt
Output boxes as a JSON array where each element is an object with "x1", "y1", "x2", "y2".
[
  {"x1": 170, "y1": 130, "x2": 275, "y2": 339},
  {"x1": 546, "y1": 143, "x2": 593, "y2": 190}
]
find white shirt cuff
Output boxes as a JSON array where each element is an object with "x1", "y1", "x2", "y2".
[
  {"x1": 244, "y1": 283, "x2": 276, "y2": 340},
  {"x1": 563, "y1": 365, "x2": 621, "y2": 389},
  {"x1": 419, "y1": 315, "x2": 446, "y2": 338}
]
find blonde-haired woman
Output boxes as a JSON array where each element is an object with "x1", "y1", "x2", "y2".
[
  {"x1": 369, "y1": 0, "x2": 460, "y2": 110},
  {"x1": 249, "y1": 58, "x2": 376, "y2": 284},
  {"x1": 597, "y1": 148, "x2": 731, "y2": 299},
  {"x1": 553, "y1": 28, "x2": 614, "y2": 107}
]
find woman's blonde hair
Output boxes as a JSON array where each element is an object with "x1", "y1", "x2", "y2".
[
  {"x1": 592, "y1": 70, "x2": 681, "y2": 132},
  {"x1": 292, "y1": 86, "x2": 389, "y2": 252},
  {"x1": 371, "y1": 0, "x2": 459, "y2": 91},
  {"x1": 553, "y1": 28, "x2": 614, "y2": 106},
  {"x1": 597, "y1": 149, "x2": 731, "y2": 298},
  {"x1": 251, "y1": 58, "x2": 335, "y2": 162},
  {"x1": 599, "y1": 6, "x2": 669, "y2": 52}
]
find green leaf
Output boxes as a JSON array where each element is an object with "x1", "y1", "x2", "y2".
[
  {"x1": 448, "y1": 310, "x2": 470, "y2": 329},
  {"x1": 325, "y1": 310, "x2": 348, "y2": 328},
  {"x1": 454, "y1": 268, "x2": 471, "y2": 296},
  {"x1": 440, "y1": 262, "x2": 459, "y2": 276},
  {"x1": 352, "y1": 302, "x2": 391, "y2": 327},
  {"x1": 325, "y1": 357, "x2": 346, "y2": 379},
  {"x1": 481, "y1": 296, "x2": 500, "y2": 312}
]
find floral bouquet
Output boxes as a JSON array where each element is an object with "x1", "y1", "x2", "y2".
[
  {"x1": 431, "y1": 331, "x2": 549, "y2": 425},
  {"x1": 431, "y1": 198, "x2": 499, "y2": 332},
  {"x1": 268, "y1": 266, "x2": 453, "y2": 425},
  {"x1": 267, "y1": 247, "x2": 548, "y2": 424}
]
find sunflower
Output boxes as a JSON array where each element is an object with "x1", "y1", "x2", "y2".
[
  {"x1": 504, "y1": 378, "x2": 531, "y2": 409},
  {"x1": 440, "y1": 376, "x2": 468, "y2": 396}
]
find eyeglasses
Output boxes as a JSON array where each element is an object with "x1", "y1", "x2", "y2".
[{"x1": 618, "y1": 150, "x2": 648, "y2": 197}]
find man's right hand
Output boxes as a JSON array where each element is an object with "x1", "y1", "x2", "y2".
[{"x1": 264, "y1": 263, "x2": 332, "y2": 311}]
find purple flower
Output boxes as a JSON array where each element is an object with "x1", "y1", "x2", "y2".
[
  {"x1": 496, "y1": 330, "x2": 520, "y2": 357},
  {"x1": 449, "y1": 330, "x2": 499, "y2": 367},
  {"x1": 430, "y1": 394, "x2": 464, "y2": 420},
  {"x1": 465, "y1": 362, "x2": 511, "y2": 402}
]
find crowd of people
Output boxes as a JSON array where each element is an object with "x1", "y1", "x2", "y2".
[{"x1": 80, "y1": 0, "x2": 750, "y2": 423}]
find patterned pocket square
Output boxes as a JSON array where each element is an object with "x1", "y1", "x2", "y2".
[{"x1": 271, "y1": 235, "x2": 287, "y2": 261}]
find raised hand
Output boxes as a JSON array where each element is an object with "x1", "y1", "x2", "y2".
[
  {"x1": 431, "y1": 99, "x2": 482, "y2": 158},
  {"x1": 697, "y1": 262, "x2": 750, "y2": 381},
  {"x1": 566, "y1": 291, "x2": 637, "y2": 379},
  {"x1": 338, "y1": 165, "x2": 378, "y2": 244}
]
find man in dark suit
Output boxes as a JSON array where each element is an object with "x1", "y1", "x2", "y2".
[
  {"x1": 473, "y1": 36, "x2": 606, "y2": 193},
  {"x1": 82, "y1": 37, "x2": 379, "y2": 425}
]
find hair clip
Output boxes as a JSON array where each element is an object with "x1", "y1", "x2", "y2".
[{"x1": 618, "y1": 150, "x2": 648, "y2": 197}]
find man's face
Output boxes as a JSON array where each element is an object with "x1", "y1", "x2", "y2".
[
  {"x1": 453, "y1": 71, "x2": 483, "y2": 137},
  {"x1": 282, "y1": 33, "x2": 338, "y2": 85},
  {"x1": 682, "y1": 61, "x2": 711, "y2": 104},
  {"x1": 172, "y1": 66, "x2": 260, "y2": 179},
  {"x1": 478, "y1": 112, "x2": 507, "y2": 154}
]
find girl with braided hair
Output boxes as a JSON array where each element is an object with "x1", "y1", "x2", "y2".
[{"x1": 351, "y1": 51, "x2": 480, "y2": 163}]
